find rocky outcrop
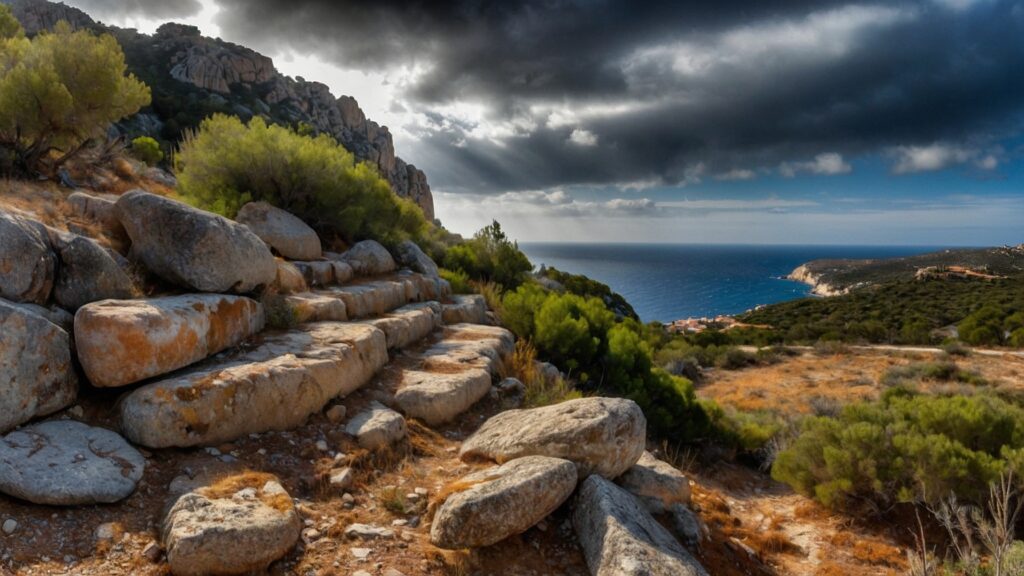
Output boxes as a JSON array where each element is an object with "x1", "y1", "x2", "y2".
[
  {"x1": 0, "y1": 298, "x2": 76, "y2": 432},
  {"x1": 162, "y1": 473, "x2": 301, "y2": 576},
  {"x1": 236, "y1": 201, "x2": 322, "y2": 261},
  {"x1": 120, "y1": 322, "x2": 387, "y2": 448},
  {"x1": 787, "y1": 264, "x2": 849, "y2": 297},
  {"x1": 0, "y1": 210, "x2": 55, "y2": 304},
  {"x1": 573, "y1": 476, "x2": 708, "y2": 576},
  {"x1": 616, "y1": 451, "x2": 691, "y2": 514},
  {"x1": 340, "y1": 240, "x2": 397, "y2": 276},
  {"x1": 2, "y1": 0, "x2": 94, "y2": 34},
  {"x1": 0, "y1": 421, "x2": 145, "y2": 505},
  {"x1": 396, "y1": 240, "x2": 440, "y2": 278},
  {"x1": 345, "y1": 401, "x2": 407, "y2": 450},
  {"x1": 460, "y1": 397, "x2": 646, "y2": 479},
  {"x1": 46, "y1": 229, "x2": 135, "y2": 310},
  {"x1": 442, "y1": 294, "x2": 488, "y2": 325},
  {"x1": 115, "y1": 190, "x2": 277, "y2": 293},
  {"x1": 431, "y1": 456, "x2": 578, "y2": 549},
  {"x1": 65, "y1": 191, "x2": 127, "y2": 243},
  {"x1": 74, "y1": 294, "x2": 265, "y2": 388}
]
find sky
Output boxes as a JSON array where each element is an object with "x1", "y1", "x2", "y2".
[{"x1": 65, "y1": 0, "x2": 1024, "y2": 245}]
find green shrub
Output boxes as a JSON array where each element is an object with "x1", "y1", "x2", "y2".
[
  {"x1": 772, "y1": 391, "x2": 1024, "y2": 510},
  {"x1": 439, "y1": 268, "x2": 471, "y2": 294},
  {"x1": 959, "y1": 305, "x2": 1006, "y2": 346},
  {"x1": 175, "y1": 114, "x2": 430, "y2": 247},
  {"x1": 129, "y1": 136, "x2": 163, "y2": 166},
  {"x1": 537, "y1": 265, "x2": 638, "y2": 320},
  {"x1": 0, "y1": 15, "x2": 150, "y2": 176},
  {"x1": 880, "y1": 361, "x2": 989, "y2": 388},
  {"x1": 443, "y1": 221, "x2": 532, "y2": 290}
]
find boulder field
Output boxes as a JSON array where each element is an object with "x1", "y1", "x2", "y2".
[{"x1": 0, "y1": 190, "x2": 707, "y2": 575}]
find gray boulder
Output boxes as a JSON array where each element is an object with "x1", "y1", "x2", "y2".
[
  {"x1": 345, "y1": 401, "x2": 406, "y2": 450},
  {"x1": 0, "y1": 299, "x2": 77, "y2": 432},
  {"x1": 0, "y1": 210, "x2": 55, "y2": 304},
  {"x1": 573, "y1": 476, "x2": 708, "y2": 576},
  {"x1": 396, "y1": 240, "x2": 439, "y2": 278},
  {"x1": 431, "y1": 456, "x2": 577, "y2": 549},
  {"x1": 340, "y1": 240, "x2": 396, "y2": 276},
  {"x1": 236, "y1": 201, "x2": 322, "y2": 260},
  {"x1": 114, "y1": 190, "x2": 276, "y2": 293},
  {"x1": 616, "y1": 451, "x2": 691, "y2": 514},
  {"x1": 442, "y1": 294, "x2": 488, "y2": 325},
  {"x1": 65, "y1": 191, "x2": 126, "y2": 242},
  {"x1": 0, "y1": 421, "x2": 144, "y2": 505},
  {"x1": 460, "y1": 397, "x2": 646, "y2": 479},
  {"x1": 47, "y1": 229, "x2": 135, "y2": 311}
]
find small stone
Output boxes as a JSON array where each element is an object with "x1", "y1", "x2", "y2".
[
  {"x1": 345, "y1": 523, "x2": 394, "y2": 540},
  {"x1": 384, "y1": 569, "x2": 408, "y2": 576},
  {"x1": 342, "y1": 493, "x2": 355, "y2": 503},
  {"x1": 325, "y1": 405, "x2": 347, "y2": 424},
  {"x1": 391, "y1": 519, "x2": 408, "y2": 527},
  {"x1": 406, "y1": 493, "x2": 419, "y2": 502},
  {"x1": 301, "y1": 528, "x2": 321, "y2": 543},
  {"x1": 315, "y1": 440, "x2": 329, "y2": 452},
  {"x1": 414, "y1": 487, "x2": 428, "y2": 496},
  {"x1": 95, "y1": 523, "x2": 118, "y2": 541},
  {"x1": 143, "y1": 541, "x2": 162, "y2": 563},
  {"x1": 353, "y1": 571, "x2": 372, "y2": 576},
  {"x1": 2, "y1": 519, "x2": 17, "y2": 534},
  {"x1": 351, "y1": 547, "x2": 372, "y2": 560},
  {"x1": 329, "y1": 467, "x2": 353, "y2": 491}
]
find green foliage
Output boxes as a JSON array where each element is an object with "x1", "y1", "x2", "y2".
[
  {"x1": 0, "y1": 19, "x2": 150, "y2": 175},
  {"x1": 537, "y1": 265, "x2": 638, "y2": 320},
  {"x1": 129, "y1": 136, "x2": 163, "y2": 166},
  {"x1": 740, "y1": 277, "x2": 1024, "y2": 348},
  {"x1": 175, "y1": 114, "x2": 430, "y2": 246},
  {"x1": 771, "y1": 391, "x2": 1024, "y2": 510},
  {"x1": 879, "y1": 361, "x2": 989, "y2": 388},
  {"x1": 0, "y1": 5, "x2": 23, "y2": 41},
  {"x1": 438, "y1": 268, "x2": 471, "y2": 294},
  {"x1": 443, "y1": 221, "x2": 532, "y2": 290},
  {"x1": 705, "y1": 403, "x2": 789, "y2": 453}
]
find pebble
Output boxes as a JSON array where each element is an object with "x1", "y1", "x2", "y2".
[
  {"x1": 345, "y1": 524, "x2": 394, "y2": 540},
  {"x1": 315, "y1": 440, "x2": 329, "y2": 452},
  {"x1": 329, "y1": 467, "x2": 353, "y2": 491},
  {"x1": 351, "y1": 547, "x2": 372, "y2": 560},
  {"x1": 414, "y1": 487, "x2": 428, "y2": 496},
  {"x1": 326, "y1": 405, "x2": 347, "y2": 423},
  {"x1": 2, "y1": 519, "x2": 17, "y2": 534},
  {"x1": 384, "y1": 569, "x2": 408, "y2": 576},
  {"x1": 353, "y1": 571, "x2": 372, "y2": 576},
  {"x1": 143, "y1": 541, "x2": 161, "y2": 563},
  {"x1": 95, "y1": 523, "x2": 118, "y2": 541}
]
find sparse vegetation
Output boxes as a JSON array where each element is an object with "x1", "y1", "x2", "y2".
[
  {"x1": 129, "y1": 136, "x2": 162, "y2": 166},
  {"x1": 443, "y1": 220, "x2": 532, "y2": 290}
]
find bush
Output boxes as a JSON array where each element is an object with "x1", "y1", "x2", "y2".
[
  {"x1": 772, "y1": 391, "x2": 1024, "y2": 510},
  {"x1": 443, "y1": 221, "x2": 532, "y2": 290},
  {"x1": 880, "y1": 361, "x2": 989, "y2": 388},
  {"x1": 439, "y1": 268, "x2": 471, "y2": 294},
  {"x1": 129, "y1": 136, "x2": 163, "y2": 166},
  {"x1": 175, "y1": 114, "x2": 430, "y2": 246},
  {"x1": 0, "y1": 14, "x2": 150, "y2": 176},
  {"x1": 959, "y1": 305, "x2": 1006, "y2": 346}
]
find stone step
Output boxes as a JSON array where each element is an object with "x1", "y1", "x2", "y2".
[
  {"x1": 282, "y1": 292, "x2": 349, "y2": 324},
  {"x1": 119, "y1": 322, "x2": 388, "y2": 448},
  {"x1": 419, "y1": 323, "x2": 515, "y2": 376},
  {"x1": 364, "y1": 302, "x2": 442, "y2": 350},
  {"x1": 442, "y1": 294, "x2": 488, "y2": 325}
]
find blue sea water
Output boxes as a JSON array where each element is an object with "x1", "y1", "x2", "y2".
[{"x1": 519, "y1": 243, "x2": 943, "y2": 323}]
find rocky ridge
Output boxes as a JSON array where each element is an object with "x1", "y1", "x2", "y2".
[
  {"x1": 0, "y1": 188, "x2": 708, "y2": 575},
  {"x1": 2, "y1": 0, "x2": 435, "y2": 220}
]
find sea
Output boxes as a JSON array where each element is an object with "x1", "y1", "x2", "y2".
[{"x1": 519, "y1": 243, "x2": 942, "y2": 323}]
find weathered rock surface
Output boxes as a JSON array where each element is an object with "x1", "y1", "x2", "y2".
[
  {"x1": 292, "y1": 260, "x2": 337, "y2": 287},
  {"x1": 65, "y1": 191, "x2": 126, "y2": 241},
  {"x1": 616, "y1": 451, "x2": 691, "y2": 513},
  {"x1": 340, "y1": 240, "x2": 396, "y2": 276},
  {"x1": 120, "y1": 322, "x2": 387, "y2": 447},
  {"x1": 394, "y1": 367, "x2": 491, "y2": 426},
  {"x1": 421, "y1": 324, "x2": 515, "y2": 376},
  {"x1": 46, "y1": 229, "x2": 134, "y2": 311},
  {"x1": 273, "y1": 260, "x2": 308, "y2": 294},
  {"x1": 8, "y1": 301, "x2": 74, "y2": 333},
  {"x1": 327, "y1": 281, "x2": 409, "y2": 319},
  {"x1": 460, "y1": 397, "x2": 645, "y2": 479},
  {"x1": 0, "y1": 421, "x2": 144, "y2": 505},
  {"x1": 0, "y1": 299, "x2": 76, "y2": 432},
  {"x1": 345, "y1": 401, "x2": 406, "y2": 450},
  {"x1": 0, "y1": 210, "x2": 55, "y2": 304},
  {"x1": 115, "y1": 190, "x2": 276, "y2": 293},
  {"x1": 365, "y1": 302, "x2": 441, "y2": 349},
  {"x1": 282, "y1": 292, "x2": 348, "y2": 324},
  {"x1": 236, "y1": 201, "x2": 322, "y2": 260},
  {"x1": 163, "y1": 473, "x2": 300, "y2": 576},
  {"x1": 442, "y1": 294, "x2": 488, "y2": 325},
  {"x1": 395, "y1": 240, "x2": 439, "y2": 278},
  {"x1": 573, "y1": 476, "x2": 708, "y2": 576},
  {"x1": 75, "y1": 295, "x2": 265, "y2": 388},
  {"x1": 431, "y1": 456, "x2": 577, "y2": 549}
]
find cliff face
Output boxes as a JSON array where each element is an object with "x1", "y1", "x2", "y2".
[{"x1": 2, "y1": 1, "x2": 435, "y2": 220}]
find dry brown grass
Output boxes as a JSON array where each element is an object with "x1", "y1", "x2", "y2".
[
  {"x1": 850, "y1": 540, "x2": 906, "y2": 568},
  {"x1": 199, "y1": 470, "x2": 294, "y2": 513}
]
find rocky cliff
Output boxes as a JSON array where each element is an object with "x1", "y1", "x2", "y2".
[{"x1": 2, "y1": 0, "x2": 435, "y2": 220}]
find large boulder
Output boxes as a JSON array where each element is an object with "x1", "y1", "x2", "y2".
[
  {"x1": 573, "y1": 476, "x2": 708, "y2": 576},
  {"x1": 46, "y1": 229, "x2": 135, "y2": 311},
  {"x1": 616, "y1": 451, "x2": 691, "y2": 514},
  {"x1": 395, "y1": 240, "x2": 439, "y2": 278},
  {"x1": 236, "y1": 201, "x2": 322, "y2": 260},
  {"x1": 339, "y1": 240, "x2": 396, "y2": 276},
  {"x1": 75, "y1": 295, "x2": 265, "y2": 388},
  {"x1": 460, "y1": 397, "x2": 645, "y2": 479},
  {"x1": 345, "y1": 401, "x2": 407, "y2": 450},
  {"x1": 0, "y1": 421, "x2": 145, "y2": 505},
  {"x1": 0, "y1": 210, "x2": 55, "y2": 304},
  {"x1": 163, "y1": 473, "x2": 301, "y2": 576},
  {"x1": 120, "y1": 322, "x2": 387, "y2": 448},
  {"x1": 431, "y1": 456, "x2": 577, "y2": 549},
  {"x1": 114, "y1": 190, "x2": 277, "y2": 293},
  {"x1": 65, "y1": 191, "x2": 127, "y2": 243},
  {"x1": 0, "y1": 299, "x2": 77, "y2": 432}
]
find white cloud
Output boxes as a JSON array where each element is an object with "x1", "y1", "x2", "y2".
[
  {"x1": 889, "y1": 143, "x2": 999, "y2": 174},
  {"x1": 779, "y1": 152, "x2": 852, "y2": 177},
  {"x1": 714, "y1": 168, "x2": 757, "y2": 181},
  {"x1": 568, "y1": 128, "x2": 599, "y2": 147}
]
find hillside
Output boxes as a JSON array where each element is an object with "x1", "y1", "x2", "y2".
[
  {"x1": 0, "y1": 0, "x2": 435, "y2": 219},
  {"x1": 789, "y1": 244, "x2": 1024, "y2": 296}
]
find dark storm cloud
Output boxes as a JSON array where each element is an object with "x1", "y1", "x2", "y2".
[
  {"x1": 213, "y1": 0, "x2": 1024, "y2": 192},
  {"x1": 72, "y1": 0, "x2": 202, "y2": 20}
]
